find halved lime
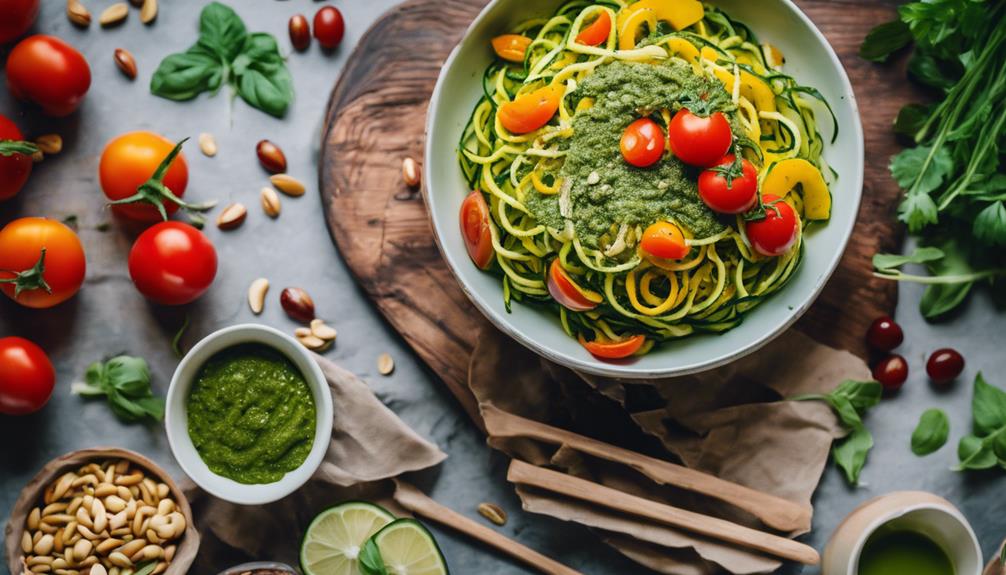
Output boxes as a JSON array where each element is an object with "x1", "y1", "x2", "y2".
[
  {"x1": 300, "y1": 501, "x2": 395, "y2": 575},
  {"x1": 367, "y1": 518, "x2": 450, "y2": 575}
]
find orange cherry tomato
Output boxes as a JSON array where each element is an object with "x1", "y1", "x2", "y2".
[
  {"x1": 579, "y1": 334, "x2": 646, "y2": 359},
  {"x1": 620, "y1": 118, "x2": 665, "y2": 168},
  {"x1": 498, "y1": 84, "x2": 563, "y2": 135},
  {"x1": 547, "y1": 259, "x2": 600, "y2": 312},
  {"x1": 640, "y1": 221, "x2": 689, "y2": 260},
  {"x1": 576, "y1": 11, "x2": 611, "y2": 46},
  {"x1": 0, "y1": 217, "x2": 86, "y2": 309},
  {"x1": 460, "y1": 190, "x2": 494, "y2": 269},
  {"x1": 491, "y1": 34, "x2": 532, "y2": 62},
  {"x1": 100, "y1": 131, "x2": 190, "y2": 223}
]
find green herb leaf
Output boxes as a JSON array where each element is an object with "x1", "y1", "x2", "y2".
[
  {"x1": 73, "y1": 355, "x2": 164, "y2": 423},
  {"x1": 873, "y1": 246, "x2": 945, "y2": 271},
  {"x1": 956, "y1": 434, "x2": 997, "y2": 470},
  {"x1": 911, "y1": 408, "x2": 950, "y2": 455},
  {"x1": 829, "y1": 380, "x2": 883, "y2": 414},
  {"x1": 972, "y1": 372, "x2": 1006, "y2": 436},
  {"x1": 833, "y1": 424, "x2": 874, "y2": 486},
  {"x1": 894, "y1": 104, "x2": 931, "y2": 139},
  {"x1": 974, "y1": 201, "x2": 1006, "y2": 247},
  {"x1": 891, "y1": 145, "x2": 955, "y2": 196},
  {"x1": 860, "y1": 19, "x2": 913, "y2": 62},
  {"x1": 233, "y1": 33, "x2": 293, "y2": 117},
  {"x1": 150, "y1": 45, "x2": 225, "y2": 101},
  {"x1": 907, "y1": 51, "x2": 958, "y2": 90},
  {"x1": 919, "y1": 239, "x2": 975, "y2": 318},
  {"x1": 792, "y1": 380, "x2": 880, "y2": 485},
  {"x1": 197, "y1": 2, "x2": 247, "y2": 61},
  {"x1": 358, "y1": 538, "x2": 389, "y2": 575}
]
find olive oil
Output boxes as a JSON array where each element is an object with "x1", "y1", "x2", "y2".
[{"x1": 858, "y1": 529, "x2": 955, "y2": 575}]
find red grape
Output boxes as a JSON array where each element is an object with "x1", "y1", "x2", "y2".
[
  {"x1": 873, "y1": 354, "x2": 908, "y2": 391},
  {"x1": 926, "y1": 348, "x2": 965, "y2": 385},
  {"x1": 866, "y1": 316, "x2": 904, "y2": 351}
]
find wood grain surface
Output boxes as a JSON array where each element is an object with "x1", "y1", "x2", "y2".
[{"x1": 320, "y1": 0, "x2": 917, "y2": 424}]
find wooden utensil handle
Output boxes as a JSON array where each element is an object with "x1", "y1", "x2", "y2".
[
  {"x1": 507, "y1": 460, "x2": 820, "y2": 566},
  {"x1": 393, "y1": 480, "x2": 583, "y2": 575},
  {"x1": 482, "y1": 404, "x2": 811, "y2": 532}
]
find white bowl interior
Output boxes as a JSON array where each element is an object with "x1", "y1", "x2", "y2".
[
  {"x1": 165, "y1": 324, "x2": 332, "y2": 505},
  {"x1": 851, "y1": 506, "x2": 984, "y2": 575},
  {"x1": 424, "y1": 0, "x2": 864, "y2": 378}
]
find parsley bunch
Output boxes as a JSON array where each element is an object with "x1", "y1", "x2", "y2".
[{"x1": 861, "y1": 0, "x2": 1006, "y2": 318}]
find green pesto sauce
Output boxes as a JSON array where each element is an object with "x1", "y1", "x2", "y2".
[
  {"x1": 187, "y1": 343, "x2": 316, "y2": 485},
  {"x1": 525, "y1": 59, "x2": 736, "y2": 249},
  {"x1": 858, "y1": 530, "x2": 954, "y2": 575}
]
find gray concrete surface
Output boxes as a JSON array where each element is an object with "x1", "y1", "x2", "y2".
[{"x1": 1, "y1": 1, "x2": 1004, "y2": 574}]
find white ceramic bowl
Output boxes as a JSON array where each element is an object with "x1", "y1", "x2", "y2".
[
  {"x1": 424, "y1": 0, "x2": 864, "y2": 378},
  {"x1": 165, "y1": 324, "x2": 332, "y2": 505}
]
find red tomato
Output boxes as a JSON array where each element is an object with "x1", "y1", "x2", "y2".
[
  {"x1": 668, "y1": 108, "x2": 732, "y2": 168},
  {"x1": 460, "y1": 190, "x2": 494, "y2": 269},
  {"x1": 128, "y1": 222, "x2": 217, "y2": 305},
  {"x1": 640, "y1": 221, "x2": 688, "y2": 260},
  {"x1": 698, "y1": 155, "x2": 759, "y2": 214},
  {"x1": 865, "y1": 315, "x2": 903, "y2": 351},
  {"x1": 0, "y1": 337, "x2": 55, "y2": 415},
  {"x1": 926, "y1": 348, "x2": 964, "y2": 385},
  {"x1": 620, "y1": 118, "x2": 665, "y2": 168},
  {"x1": 579, "y1": 334, "x2": 646, "y2": 359},
  {"x1": 0, "y1": 218, "x2": 86, "y2": 309},
  {"x1": 100, "y1": 131, "x2": 189, "y2": 223},
  {"x1": 498, "y1": 84, "x2": 563, "y2": 135},
  {"x1": 576, "y1": 11, "x2": 611, "y2": 46},
  {"x1": 313, "y1": 6, "x2": 345, "y2": 49},
  {"x1": 873, "y1": 354, "x2": 908, "y2": 392},
  {"x1": 745, "y1": 194, "x2": 799, "y2": 257},
  {"x1": 547, "y1": 259, "x2": 599, "y2": 312},
  {"x1": 6, "y1": 35, "x2": 91, "y2": 117},
  {"x1": 0, "y1": 113, "x2": 33, "y2": 201},
  {"x1": 0, "y1": 0, "x2": 39, "y2": 44}
]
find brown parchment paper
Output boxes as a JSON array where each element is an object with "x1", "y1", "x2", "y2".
[
  {"x1": 182, "y1": 355, "x2": 446, "y2": 572},
  {"x1": 470, "y1": 328, "x2": 871, "y2": 574}
]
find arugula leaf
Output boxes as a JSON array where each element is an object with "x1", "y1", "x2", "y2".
[
  {"x1": 974, "y1": 201, "x2": 1006, "y2": 247},
  {"x1": 894, "y1": 104, "x2": 931, "y2": 138},
  {"x1": 891, "y1": 145, "x2": 955, "y2": 196},
  {"x1": 911, "y1": 408, "x2": 950, "y2": 455},
  {"x1": 873, "y1": 246, "x2": 945, "y2": 271},
  {"x1": 860, "y1": 20, "x2": 913, "y2": 62},
  {"x1": 72, "y1": 356, "x2": 165, "y2": 423},
  {"x1": 358, "y1": 538, "x2": 389, "y2": 575}
]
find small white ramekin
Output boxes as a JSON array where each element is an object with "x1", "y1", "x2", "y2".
[{"x1": 165, "y1": 323, "x2": 332, "y2": 505}]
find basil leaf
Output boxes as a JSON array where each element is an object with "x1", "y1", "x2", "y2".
[
  {"x1": 132, "y1": 396, "x2": 166, "y2": 421},
  {"x1": 358, "y1": 538, "x2": 389, "y2": 575},
  {"x1": 956, "y1": 434, "x2": 997, "y2": 470},
  {"x1": 860, "y1": 19, "x2": 913, "y2": 63},
  {"x1": 972, "y1": 372, "x2": 1006, "y2": 436},
  {"x1": 236, "y1": 65, "x2": 293, "y2": 118},
  {"x1": 833, "y1": 424, "x2": 873, "y2": 485},
  {"x1": 151, "y1": 46, "x2": 225, "y2": 101},
  {"x1": 873, "y1": 246, "x2": 945, "y2": 271},
  {"x1": 105, "y1": 356, "x2": 152, "y2": 396},
  {"x1": 911, "y1": 408, "x2": 950, "y2": 456},
  {"x1": 198, "y1": 1, "x2": 247, "y2": 61},
  {"x1": 830, "y1": 380, "x2": 883, "y2": 413},
  {"x1": 920, "y1": 240, "x2": 974, "y2": 318}
]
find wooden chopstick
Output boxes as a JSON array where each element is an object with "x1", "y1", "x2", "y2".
[
  {"x1": 392, "y1": 480, "x2": 583, "y2": 575},
  {"x1": 506, "y1": 460, "x2": 820, "y2": 566},
  {"x1": 482, "y1": 404, "x2": 811, "y2": 532}
]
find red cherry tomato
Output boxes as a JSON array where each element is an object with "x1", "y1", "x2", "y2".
[
  {"x1": 927, "y1": 348, "x2": 965, "y2": 385},
  {"x1": 640, "y1": 221, "x2": 689, "y2": 260},
  {"x1": 0, "y1": 113, "x2": 33, "y2": 201},
  {"x1": 6, "y1": 35, "x2": 91, "y2": 117},
  {"x1": 547, "y1": 259, "x2": 600, "y2": 312},
  {"x1": 579, "y1": 334, "x2": 646, "y2": 360},
  {"x1": 99, "y1": 131, "x2": 190, "y2": 223},
  {"x1": 745, "y1": 195, "x2": 799, "y2": 257},
  {"x1": 0, "y1": 218, "x2": 86, "y2": 309},
  {"x1": 460, "y1": 190, "x2": 494, "y2": 269},
  {"x1": 620, "y1": 118, "x2": 665, "y2": 168},
  {"x1": 0, "y1": 337, "x2": 55, "y2": 415},
  {"x1": 576, "y1": 11, "x2": 611, "y2": 46},
  {"x1": 128, "y1": 222, "x2": 217, "y2": 305},
  {"x1": 668, "y1": 108, "x2": 732, "y2": 168},
  {"x1": 313, "y1": 6, "x2": 345, "y2": 49},
  {"x1": 866, "y1": 315, "x2": 903, "y2": 351},
  {"x1": 698, "y1": 155, "x2": 759, "y2": 214},
  {"x1": 873, "y1": 354, "x2": 908, "y2": 391},
  {"x1": 0, "y1": 0, "x2": 39, "y2": 44}
]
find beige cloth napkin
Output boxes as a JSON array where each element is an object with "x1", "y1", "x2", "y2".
[
  {"x1": 184, "y1": 355, "x2": 446, "y2": 572},
  {"x1": 470, "y1": 328, "x2": 871, "y2": 574}
]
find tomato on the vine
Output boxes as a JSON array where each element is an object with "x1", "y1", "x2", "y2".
[
  {"x1": 6, "y1": 35, "x2": 91, "y2": 117},
  {"x1": 621, "y1": 118, "x2": 665, "y2": 168},
  {"x1": 0, "y1": 337, "x2": 55, "y2": 415},
  {"x1": 460, "y1": 190, "x2": 494, "y2": 269},
  {"x1": 0, "y1": 0, "x2": 39, "y2": 45},
  {"x1": 128, "y1": 222, "x2": 217, "y2": 306},
  {"x1": 668, "y1": 108, "x2": 732, "y2": 168},
  {"x1": 698, "y1": 154, "x2": 759, "y2": 214},
  {"x1": 0, "y1": 113, "x2": 34, "y2": 202},
  {"x1": 745, "y1": 194, "x2": 799, "y2": 257},
  {"x1": 313, "y1": 6, "x2": 345, "y2": 49},
  {"x1": 0, "y1": 217, "x2": 86, "y2": 309}
]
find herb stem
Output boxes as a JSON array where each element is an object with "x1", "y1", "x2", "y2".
[{"x1": 874, "y1": 269, "x2": 1006, "y2": 284}]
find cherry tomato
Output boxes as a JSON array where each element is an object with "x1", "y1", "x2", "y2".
[
  {"x1": 548, "y1": 259, "x2": 600, "y2": 312},
  {"x1": 100, "y1": 131, "x2": 190, "y2": 223},
  {"x1": 745, "y1": 195, "x2": 799, "y2": 257},
  {"x1": 640, "y1": 221, "x2": 688, "y2": 260},
  {"x1": 698, "y1": 155, "x2": 759, "y2": 214},
  {"x1": 865, "y1": 315, "x2": 903, "y2": 351},
  {"x1": 576, "y1": 11, "x2": 611, "y2": 46},
  {"x1": 498, "y1": 84, "x2": 563, "y2": 135},
  {"x1": 0, "y1": 218, "x2": 86, "y2": 309},
  {"x1": 927, "y1": 348, "x2": 965, "y2": 385},
  {"x1": 491, "y1": 34, "x2": 531, "y2": 62},
  {"x1": 579, "y1": 334, "x2": 646, "y2": 360},
  {"x1": 6, "y1": 35, "x2": 91, "y2": 117},
  {"x1": 620, "y1": 118, "x2": 665, "y2": 168},
  {"x1": 128, "y1": 222, "x2": 217, "y2": 305},
  {"x1": 0, "y1": 0, "x2": 39, "y2": 44},
  {"x1": 668, "y1": 108, "x2": 732, "y2": 168},
  {"x1": 313, "y1": 6, "x2": 345, "y2": 50},
  {"x1": 460, "y1": 191, "x2": 494, "y2": 269},
  {"x1": 0, "y1": 337, "x2": 55, "y2": 415},
  {"x1": 873, "y1": 354, "x2": 908, "y2": 392},
  {"x1": 0, "y1": 113, "x2": 33, "y2": 201}
]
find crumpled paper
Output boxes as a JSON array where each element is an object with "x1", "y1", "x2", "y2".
[
  {"x1": 470, "y1": 328, "x2": 870, "y2": 574},
  {"x1": 184, "y1": 355, "x2": 446, "y2": 573}
]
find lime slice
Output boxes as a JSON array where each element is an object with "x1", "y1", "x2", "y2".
[
  {"x1": 366, "y1": 518, "x2": 449, "y2": 575},
  {"x1": 300, "y1": 501, "x2": 395, "y2": 575}
]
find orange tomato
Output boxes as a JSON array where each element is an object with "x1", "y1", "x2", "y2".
[
  {"x1": 0, "y1": 217, "x2": 86, "y2": 309},
  {"x1": 498, "y1": 84, "x2": 563, "y2": 135},
  {"x1": 491, "y1": 34, "x2": 532, "y2": 62},
  {"x1": 99, "y1": 131, "x2": 189, "y2": 223},
  {"x1": 640, "y1": 221, "x2": 689, "y2": 260},
  {"x1": 579, "y1": 334, "x2": 646, "y2": 359},
  {"x1": 547, "y1": 259, "x2": 601, "y2": 311},
  {"x1": 576, "y1": 11, "x2": 611, "y2": 46},
  {"x1": 460, "y1": 190, "x2": 494, "y2": 269}
]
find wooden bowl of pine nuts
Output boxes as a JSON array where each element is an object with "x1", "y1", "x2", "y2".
[{"x1": 4, "y1": 448, "x2": 199, "y2": 575}]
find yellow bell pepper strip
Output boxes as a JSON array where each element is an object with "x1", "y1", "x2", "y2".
[
  {"x1": 491, "y1": 34, "x2": 532, "y2": 63},
  {"x1": 616, "y1": 0, "x2": 704, "y2": 49},
  {"x1": 498, "y1": 84, "x2": 564, "y2": 134},
  {"x1": 761, "y1": 158, "x2": 831, "y2": 220},
  {"x1": 663, "y1": 37, "x2": 702, "y2": 73},
  {"x1": 711, "y1": 67, "x2": 777, "y2": 113},
  {"x1": 617, "y1": 8, "x2": 658, "y2": 50}
]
